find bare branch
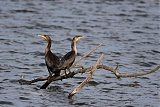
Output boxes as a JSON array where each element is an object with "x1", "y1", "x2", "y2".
[
  {"x1": 19, "y1": 65, "x2": 159, "y2": 86},
  {"x1": 96, "y1": 65, "x2": 160, "y2": 78},
  {"x1": 68, "y1": 53, "x2": 105, "y2": 99},
  {"x1": 74, "y1": 64, "x2": 85, "y2": 69},
  {"x1": 117, "y1": 65, "x2": 160, "y2": 78},
  {"x1": 19, "y1": 77, "x2": 48, "y2": 85}
]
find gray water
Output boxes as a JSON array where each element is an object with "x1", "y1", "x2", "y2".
[{"x1": 0, "y1": 0, "x2": 159, "y2": 107}]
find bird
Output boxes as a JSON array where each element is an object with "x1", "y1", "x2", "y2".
[
  {"x1": 38, "y1": 34, "x2": 60, "y2": 77},
  {"x1": 59, "y1": 36, "x2": 84, "y2": 76}
]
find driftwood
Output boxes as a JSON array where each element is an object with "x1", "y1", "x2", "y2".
[
  {"x1": 19, "y1": 41, "x2": 160, "y2": 98},
  {"x1": 68, "y1": 53, "x2": 105, "y2": 98}
]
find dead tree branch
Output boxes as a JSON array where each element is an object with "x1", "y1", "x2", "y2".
[
  {"x1": 19, "y1": 77, "x2": 48, "y2": 85},
  {"x1": 96, "y1": 65, "x2": 160, "y2": 78},
  {"x1": 117, "y1": 65, "x2": 160, "y2": 78},
  {"x1": 68, "y1": 53, "x2": 105, "y2": 99},
  {"x1": 19, "y1": 65, "x2": 159, "y2": 86}
]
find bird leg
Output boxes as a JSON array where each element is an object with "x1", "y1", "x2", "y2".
[
  {"x1": 68, "y1": 70, "x2": 72, "y2": 75},
  {"x1": 64, "y1": 69, "x2": 72, "y2": 78},
  {"x1": 64, "y1": 69, "x2": 67, "y2": 78},
  {"x1": 49, "y1": 71, "x2": 53, "y2": 77}
]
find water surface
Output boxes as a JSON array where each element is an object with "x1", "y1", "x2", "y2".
[{"x1": 0, "y1": 0, "x2": 159, "y2": 107}]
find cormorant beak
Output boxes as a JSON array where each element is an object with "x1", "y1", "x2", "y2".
[
  {"x1": 77, "y1": 36, "x2": 84, "y2": 41},
  {"x1": 38, "y1": 34, "x2": 46, "y2": 39}
]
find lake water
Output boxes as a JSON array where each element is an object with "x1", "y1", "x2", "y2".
[{"x1": 0, "y1": 0, "x2": 159, "y2": 107}]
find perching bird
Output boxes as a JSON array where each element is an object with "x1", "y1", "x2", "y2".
[
  {"x1": 38, "y1": 34, "x2": 60, "y2": 77},
  {"x1": 59, "y1": 36, "x2": 84, "y2": 76}
]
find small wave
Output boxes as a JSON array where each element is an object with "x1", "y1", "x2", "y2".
[
  {"x1": 10, "y1": 9, "x2": 37, "y2": 13},
  {"x1": 19, "y1": 97, "x2": 30, "y2": 100},
  {"x1": 132, "y1": 31, "x2": 146, "y2": 33},
  {"x1": 0, "y1": 101, "x2": 13, "y2": 105}
]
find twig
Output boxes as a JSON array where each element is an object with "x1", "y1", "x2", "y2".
[
  {"x1": 117, "y1": 65, "x2": 160, "y2": 78},
  {"x1": 114, "y1": 63, "x2": 120, "y2": 78},
  {"x1": 68, "y1": 53, "x2": 105, "y2": 99},
  {"x1": 75, "y1": 64, "x2": 85, "y2": 69},
  {"x1": 96, "y1": 65, "x2": 160, "y2": 78}
]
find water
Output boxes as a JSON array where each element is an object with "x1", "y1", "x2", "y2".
[{"x1": 0, "y1": 0, "x2": 159, "y2": 107}]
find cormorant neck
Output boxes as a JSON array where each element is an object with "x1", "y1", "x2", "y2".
[
  {"x1": 71, "y1": 40, "x2": 77, "y2": 54},
  {"x1": 45, "y1": 39, "x2": 51, "y2": 53}
]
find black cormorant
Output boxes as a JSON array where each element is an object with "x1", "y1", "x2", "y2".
[
  {"x1": 38, "y1": 34, "x2": 60, "y2": 77},
  {"x1": 59, "y1": 36, "x2": 84, "y2": 75}
]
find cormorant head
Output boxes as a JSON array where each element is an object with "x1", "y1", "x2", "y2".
[
  {"x1": 73, "y1": 36, "x2": 84, "y2": 42},
  {"x1": 38, "y1": 34, "x2": 51, "y2": 41}
]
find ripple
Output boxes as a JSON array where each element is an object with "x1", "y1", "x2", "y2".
[
  {"x1": 139, "y1": 77, "x2": 150, "y2": 80},
  {"x1": 132, "y1": 31, "x2": 146, "y2": 33},
  {"x1": 69, "y1": 100, "x2": 89, "y2": 106},
  {"x1": 135, "y1": 14, "x2": 149, "y2": 17},
  {"x1": 0, "y1": 87, "x2": 5, "y2": 90},
  {"x1": 10, "y1": 9, "x2": 38, "y2": 13},
  {"x1": 19, "y1": 97, "x2": 30, "y2": 100},
  {"x1": 88, "y1": 81, "x2": 99, "y2": 86},
  {"x1": 151, "y1": 50, "x2": 160, "y2": 54},
  {"x1": 139, "y1": 62, "x2": 156, "y2": 67},
  {"x1": 113, "y1": 13, "x2": 131, "y2": 17},
  {"x1": 132, "y1": 9, "x2": 147, "y2": 13},
  {"x1": 124, "y1": 105, "x2": 135, "y2": 107},
  {"x1": 76, "y1": 28, "x2": 92, "y2": 33},
  {"x1": 0, "y1": 101, "x2": 13, "y2": 105},
  {"x1": 118, "y1": 83, "x2": 141, "y2": 87}
]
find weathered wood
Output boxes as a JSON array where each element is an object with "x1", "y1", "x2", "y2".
[{"x1": 68, "y1": 53, "x2": 105, "y2": 99}]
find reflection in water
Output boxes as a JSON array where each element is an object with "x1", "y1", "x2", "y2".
[
  {"x1": 0, "y1": 0, "x2": 159, "y2": 107},
  {"x1": 69, "y1": 99, "x2": 90, "y2": 106}
]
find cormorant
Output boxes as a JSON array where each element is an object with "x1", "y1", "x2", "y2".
[
  {"x1": 38, "y1": 34, "x2": 60, "y2": 77},
  {"x1": 59, "y1": 36, "x2": 84, "y2": 76}
]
